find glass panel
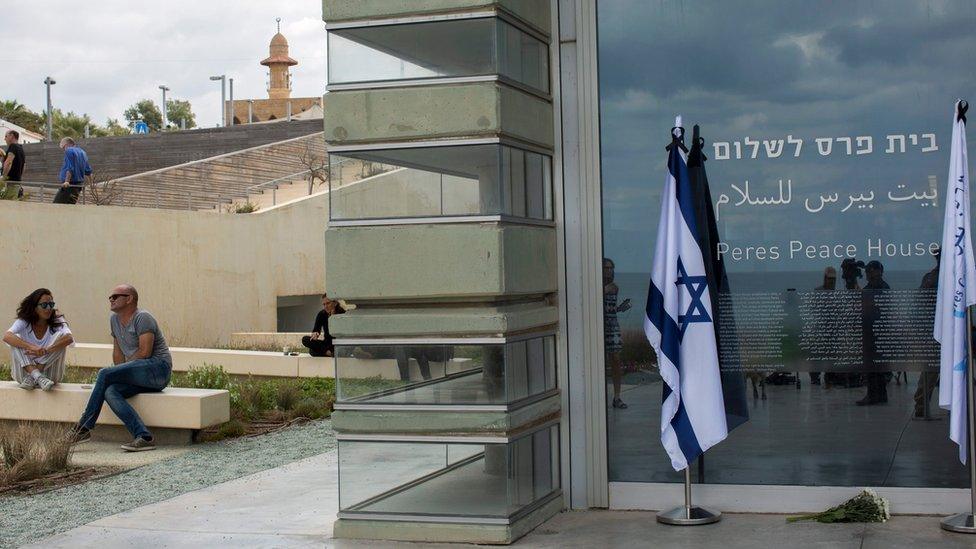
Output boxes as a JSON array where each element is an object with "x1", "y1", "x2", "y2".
[
  {"x1": 328, "y1": 19, "x2": 548, "y2": 93},
  {"x1": 598, "y1": 0, "x2": 974, "y2": 488},
  {"x1": 338, "y1": 425, "x2": 560, "y2": 519},
  {"x1": 335, "y1": 336, "x2": 556, "y2": 405},
  {"x1": 329, "y1": 145, "x2": 553, "y2": 221}
]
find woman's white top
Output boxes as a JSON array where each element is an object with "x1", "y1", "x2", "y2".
[{"x1": 6, "y1": 318, "x2": 73, "y2": 364}]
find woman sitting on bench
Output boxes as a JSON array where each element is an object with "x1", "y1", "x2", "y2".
[{"x1": 3, "y1": 288, "x2": 74, "y2": 391}]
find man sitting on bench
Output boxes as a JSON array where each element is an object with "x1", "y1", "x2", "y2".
[{"x1": 70, "y1": 284, "x2": 172, "y2": 452}]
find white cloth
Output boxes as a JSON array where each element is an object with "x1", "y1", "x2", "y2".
[
  {"x1": 644, "y1": 116, "x2": 728, "y2": 471},
  {"x1": 935, "y1": 100, "x2": 976, "y2": 464},
  {"x1": 6, "y1": 318, "x2": 73, "y2": 365}
]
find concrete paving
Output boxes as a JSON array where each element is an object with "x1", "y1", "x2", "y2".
[
  {"x1": 70, "y1": 441, "x2": 192, "y2": 470},
  {"x1": 29, "y1": 447, "x2": 976, "y2": 548}
]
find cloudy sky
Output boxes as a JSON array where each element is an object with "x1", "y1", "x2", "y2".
[
  {"x1": 598, "y1": 0, "x2": 976, "y2": 278},
  {"x1": 2, "y1": 0, "x2": 326, "y2": 128}
]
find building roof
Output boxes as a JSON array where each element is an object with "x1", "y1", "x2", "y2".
[{"x1": 0, "y1": 118, "x2": 44, "y2": 143}]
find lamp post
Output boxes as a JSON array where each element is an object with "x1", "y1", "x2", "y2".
[
  {"x1": 229, "y1": 78, "x2": 234, "y2": 126},
  {"x1": 159, "y1": 85, "x2": 170, "y2": 130},
  {"x1": 209, "y1": 74, "x2": 226, "y2": 127},
  {"x1": 43, "y1": 76, "x2": 56, "y2": 141}
]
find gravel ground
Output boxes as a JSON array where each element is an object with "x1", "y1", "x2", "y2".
[{"x1": 0, "y1": 419, "x2": 336, "y2": 548}]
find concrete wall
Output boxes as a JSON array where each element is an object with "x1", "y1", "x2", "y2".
[
  {"x1": 322, "y1": 0, "x2": 551, "y2": 34},
  {"x1": 0, "y1": 192, "x2": 327, "y2": 351}
]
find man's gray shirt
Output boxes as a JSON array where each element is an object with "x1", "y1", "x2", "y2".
[{"x1": 111, "y1": 309, "x2": 172, "y2": 364}]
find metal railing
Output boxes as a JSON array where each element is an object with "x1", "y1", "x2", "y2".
[
  {"x1": 3, "y1": 181, "x2": 88, "y2": 204},
  {"x1": 15, "y1": 133, "x2": 328, "y2": 211},
  {"x1": 242, "y1": 158, "x2": 360, "y2": 207}
]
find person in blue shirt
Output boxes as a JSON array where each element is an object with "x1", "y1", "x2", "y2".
[{"x1": 54, "y1": 137, "x2": 92, "y2": 204}]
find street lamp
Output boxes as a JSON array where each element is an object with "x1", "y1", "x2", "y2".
[
  {"x1": 159, "y1": 85, "x2": 170, "y2": 130},
  {"x1": 229, "y1": 78, "x2": 234, "y2": 126},
  {"x1": 209, "y1": 75, "x2": 226, "y2": 127},
  {"x1": 43, "y1": 76, "x2": 56, "y2": 141}
]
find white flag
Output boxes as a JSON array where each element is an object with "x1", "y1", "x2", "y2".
[
  {"x1": 935, "y1": 100, "x2": 976, "y2": 464},
  {"x1": 644, "y1": 116, "x2": 728, "y2": 471}
]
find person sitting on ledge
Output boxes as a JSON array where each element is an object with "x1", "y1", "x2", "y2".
[
  {"x1": 3, "y1": 288, "x2": 74, "y2": 391},
  {"x1": 302, "y1": 293, "x2": 345, "y2": 357},
  {"x1": 70, "y1": 284, "x2": 172, "y2": 452}
]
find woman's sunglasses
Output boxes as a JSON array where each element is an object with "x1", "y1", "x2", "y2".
[{"x1": 37, "y1": 302, "x2": 56, "y2": 310}]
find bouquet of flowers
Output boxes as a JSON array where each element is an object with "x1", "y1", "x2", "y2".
[{"x1": 787, "y1": 489, "x2": 890, "y2": 523}]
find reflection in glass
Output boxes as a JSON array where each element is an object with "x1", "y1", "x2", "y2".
[
  {"x1": 338, "y1": 425, "x2": 559, "y2": 519},
  {"x1": 329, "y1": 145, "x2": 552, "y2": 221},
  {"x1": 328, "y1": 18, "x2": 549, "y2": 93},
  {"x1": 597, "y1": 0, "x2": 974, "y2": 489},
  {"x1": 335, "y1": 336, "x2": 556, "y2": 405}
]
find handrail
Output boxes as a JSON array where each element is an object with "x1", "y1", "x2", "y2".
[{"x1": 109, "y1": 132, "x2": 324, "y2": 183}]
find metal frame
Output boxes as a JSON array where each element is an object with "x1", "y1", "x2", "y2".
[
  {"x1": 328, "y1": 214, "x2": 555, "y2": 228},
  {"x1": 326, "y1": 135, "x2": 554, "y2": 156},
  {"x1": 327, "y1": 74, "x2": 553, "y2": 103},
  {"x1": 338, "y1": 490, "x2": 564, "y2": 526},
  {"x1": 334, "y1": 388, "x2": 560, "y2": 413},
  {"x1": 336, "y1": 418, "x2": 560, "y2": 444},
  {"x1": 324, "y1": 8, "x2": 551, "y2": 43},
  {"x1": 334, "y1": 328, "x2": 558, "y2": 347}
]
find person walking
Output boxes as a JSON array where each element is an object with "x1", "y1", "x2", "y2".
[
  {"x1": 604, "y1": 257, "x2": 632, "y2": 409},
  {"x1": 70, "y1": 284, "x2": 172, "y2": 452},
  {"x1": 54, "y1": 137, "x2": 92, "y2": 204},
  {"x1": 2, "y1": 130, "x2": 26, "y2": 199},
  {"x1": 2, "y1": 288, "x2": 74, "y2": 390}
]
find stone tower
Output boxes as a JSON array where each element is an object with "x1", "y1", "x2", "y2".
[{"x1": 261, "y1": 19, "x2": 297, "y2": 100}]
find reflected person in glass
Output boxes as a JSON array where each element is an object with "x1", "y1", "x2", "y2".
[
  {"x1": 603, "y1": 258, "x2": 632, "y2": 409},
  {"x1": 857, "y1": 260, "x2": 890, "y2": 406},
  {"x1": 810, "y1": 267, "x2": 838, "y2": 387},
  {"x1": 914, "y1": 247, "x2": 941, "y2": 418}
]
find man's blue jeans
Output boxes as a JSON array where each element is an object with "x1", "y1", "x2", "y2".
[{"x1": 79, "y1": 357, "x2": 171, "y2": 440}]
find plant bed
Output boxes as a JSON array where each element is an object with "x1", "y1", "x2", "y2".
[{"x1": 0, "y1": 465, "x2": 121, "y2": 497}]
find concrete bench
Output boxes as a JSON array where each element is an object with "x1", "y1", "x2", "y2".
[
  {"x1": 68, "y1": 344, "x2": 334, "y2": 379},
  {"x1": 0, "y1": 381, "x2": 230, "y2": 444}
]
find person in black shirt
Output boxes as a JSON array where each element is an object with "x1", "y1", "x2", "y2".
[
  {"x1": 3, "y1": 130, "x2": 26, "y2": 198},
  {"x1": 857, "y1": 260, "x2": 890, "y2": 406},
  {"x1": 302, "y1": 293, "x2": 345, "y2": 357}
]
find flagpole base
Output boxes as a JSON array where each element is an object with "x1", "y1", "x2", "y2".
[
  {"x1": 656, "y1": 506, "x2": 722, "y2": 526},
  {"x1": 941, "y1": 513, "x2": 976, "y2": 533}
]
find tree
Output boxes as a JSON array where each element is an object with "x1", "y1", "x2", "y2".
[
  {"x1": 50, "y1": 109, "x2": 97, "y2": 140},
  {"x1": 165, "y1": 99, "x2": 196, "y2": 129},
  {"x1": 104, "y1": 118, "x2": 131, "y2": 136},
  {"x1": 123, "y1": 99, "x2": 163, "y2": 131},
  {"x1": 0, "y1": 100, "x2": 44, "y2": 134}
]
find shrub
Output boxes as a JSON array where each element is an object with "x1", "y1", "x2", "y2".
[
  {"x1": 180, "y1": 364, "x2": 231, "y2": 390},
  {"x1": 231, "y1": 201, "x2": 259, "y2": 214},
  {"x1": 275, "y1": 382, "x2": 302, "y2": 411},
  {"x1": 218, "y1": 419, "x2": 246, "y2": 438},
  {"x1": 293, "y1": 397, "x2": 332, "y2": 420},
  {"x1": 0, "y1": 422, "x2": 73, "y2": 486}
]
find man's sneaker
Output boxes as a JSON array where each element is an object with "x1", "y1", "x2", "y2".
[
  {"x1": 68, "y1": 426, "x2": 92, "y2": 445},
  {"x1": 17, "y1": 377, "x2": 36, "y2": 390},
  {"x1": 35, "y1": 375, "x2": 55, "y2": 391},
  {"x1": 121, "y1": 437, "x2": 156, "y2": 452}
]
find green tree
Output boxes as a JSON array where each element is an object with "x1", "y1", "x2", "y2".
[
  {"x1": 103, "y1": 118, "x2": 131, "y2": 136},
  {"x1": 123, "y1": 99, "x2": 163, "y2": 131},
  {"x1": 165, "y1": 99, "x2": 196, "y2": 129},
  {"x1": 50, "y1": 109, "x2": 98, "y2": 140},
  {"x1": 0, "y1": 99, "x2": 44, "y2": 134}
]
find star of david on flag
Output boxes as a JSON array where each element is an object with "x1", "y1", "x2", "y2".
[{"x1": 644, "y1": 116, "x2": 729, "y2": 471}]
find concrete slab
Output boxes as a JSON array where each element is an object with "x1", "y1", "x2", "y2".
[
  {"x1": 322, "y1": 0, "x2": 552, "y2": 35},
  {"x1": 70, "y1": 441, "x2": 192, "y2": 469},
  {"x1": 30, "y1": 446, "x2": 976, "y2": 548},
  {"x1": 331, "y1": 301, "x2": 558, "y2": 337}
]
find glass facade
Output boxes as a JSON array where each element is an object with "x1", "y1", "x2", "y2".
[
  {"x1": 328, "y1": 17, "x2": 549, "y2": 93},
  {"x1": 329, "y1": 145, "x2": 553, "y2": 221},
  {"x1": 338, "y1": 424, "x2": 560, "y2": 520},
  {"x1": 335, "y1": 336, "x2": 557, "y2": 406},
  {"x1": 597, "y1": 0, "x2": 975, "y2": 488}
]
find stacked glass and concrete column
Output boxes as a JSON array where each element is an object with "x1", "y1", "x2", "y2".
[{"x1": 322, "y1": 1, "x2": 561, "y2": 544}]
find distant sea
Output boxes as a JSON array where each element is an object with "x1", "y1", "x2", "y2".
[{"x1": 612, "y1": 269, "x2": 929, "y2": 331}]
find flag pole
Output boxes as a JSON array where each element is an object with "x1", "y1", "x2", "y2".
[
  {"x1": 656, "y1": 461, "x2": 721, "y2": 525},
  {"x1": 942, "y1": 305, "x2": 976, "y2": 533}
]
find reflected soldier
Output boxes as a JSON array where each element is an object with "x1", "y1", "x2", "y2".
[
  {"x1": 857, "y1": 260, "x2": 890, "y2": 406},
  {"x1": 914, "y1": 247, "x2": 941, "y2": 418}
]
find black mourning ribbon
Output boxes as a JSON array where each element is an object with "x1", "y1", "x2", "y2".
[
  {"x1": 958, "y1": 100, "x2": 968, "y2": 124},
  {"x1": 667, "y1": 125, "x2": 688, "y2": 153}
]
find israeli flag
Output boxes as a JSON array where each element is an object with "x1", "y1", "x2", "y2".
[
  {"x1": 936, "y1": 100, "x2": 976, "y2": 464},
  {"x1": 644, "y1": 117, "x2": 728, "y2": 471}
]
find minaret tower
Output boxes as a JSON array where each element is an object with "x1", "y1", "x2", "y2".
[{"x1": 261, "y1": 18, "x2": 298, "y2": 100}]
